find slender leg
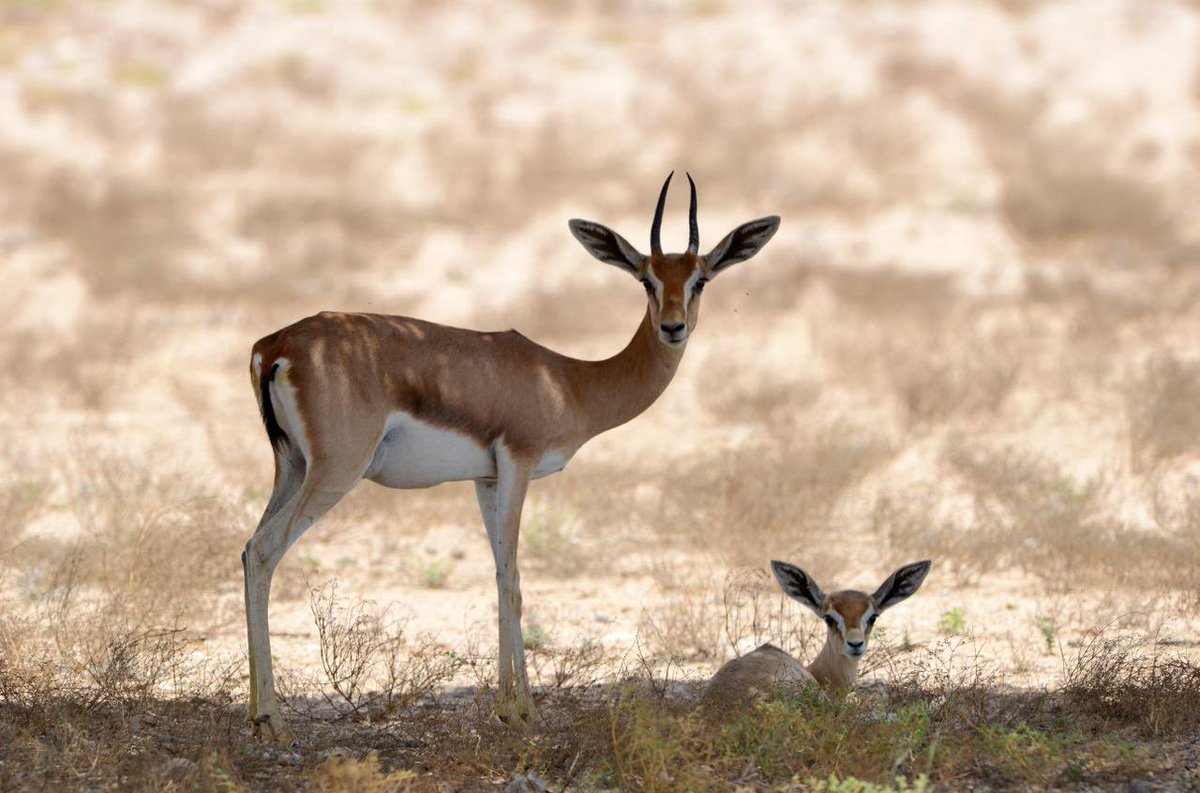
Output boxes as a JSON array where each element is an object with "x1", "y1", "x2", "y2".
[
  {"x1": 474, "y1": 480, "x2": 514, "y2": 716},
  {"x1": 243, "y1": 469, "x2": 357, "y2": 743},
  {"x1": 262, "y1": 447, "x2": 306, "y2": 522},
  {"x1": 493, "y1": 448, "x2": 537, "y2": 721},
  {"x1": 245, "y1": 449, "x2": 304, "y2": 727}
]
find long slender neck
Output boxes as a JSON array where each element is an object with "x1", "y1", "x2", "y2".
[
  {"x1": 806, "y1": 637, "x2": 860, "y2": 690},
  {"x1": 570, "y1": 307, "x2": 686, "y2": 438}
]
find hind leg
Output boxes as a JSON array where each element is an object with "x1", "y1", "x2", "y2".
[
  {"x1": 245, "y1": 448, "x2": 305, "y2": 729},
  {"x1": 243, "y1": 463, "x2": 362, "y2": 742}
]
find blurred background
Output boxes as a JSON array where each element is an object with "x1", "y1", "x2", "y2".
[{"x1": 2, "y1": 0, "x2": 1200, "y2": 757}]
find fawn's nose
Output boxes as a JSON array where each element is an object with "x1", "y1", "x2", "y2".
[{"x1": 846, "y1": 639, "x2": 865, "y2": 654}]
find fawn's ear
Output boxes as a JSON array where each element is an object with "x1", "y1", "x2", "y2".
[
  {"x1": 704, "y1": 216, "x2": 780, "y2": 274},
  {"x1": 771, "y1": 560, "x2": 826, "y2": 616},
  {"x1": 568, "y1": 219, "x2": 645, "y2": 277},
  {"x1": 871, "y1": 560, "x2": 932, "y2": 612}
]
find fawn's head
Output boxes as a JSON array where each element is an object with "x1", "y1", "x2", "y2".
[
  {"x1": 569, "y1": 172, "x2": 780, "y2": 347},
  {"x1": 771, "y1": 560, "x2": 932, "y2": 660}
]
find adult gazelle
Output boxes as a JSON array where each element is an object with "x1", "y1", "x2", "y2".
[{"x1": 243, "y1": 173, "x2": 780, "y2": 740}]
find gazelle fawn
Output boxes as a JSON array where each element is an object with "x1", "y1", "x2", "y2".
[{"x1": 702, "y1": 560, "x2": 931, "y2": 709}]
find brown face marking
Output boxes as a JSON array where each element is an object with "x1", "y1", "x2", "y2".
[
  {"x1": 646, "y1": 252, "x2": 704, "y2": 334},
  {"x1": 826, "y1": 591, "x2": 873, "y2": 633}
]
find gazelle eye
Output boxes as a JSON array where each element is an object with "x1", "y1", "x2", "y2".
[
  {"x1": 824, "y1": 615, "x2": 837, "y2": 629},
  {"x1": 867, "y1": 614, "x2": 878, "y2": 627},
  {"x1": 693, "y1": 278, "x2": 708, "y2": 294},
  {"x1": 640, "y1": 279, "x2": 655, "y2": 295}
]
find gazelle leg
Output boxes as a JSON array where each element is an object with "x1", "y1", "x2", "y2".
[
  {"x1": 246, "y1": 450, "x2": 305, "y2": 726},
  {"x1": 474, "y1": 480, "x2": 513, "y2": 715},
  {"x1": 497, "y1": 449, "x2": 536, "y2": 720},
  {"x1": 243, "y1": 467, "x2": 358, "y2": 743}
]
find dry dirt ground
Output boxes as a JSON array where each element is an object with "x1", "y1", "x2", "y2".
[{"x1": 3, "y1": 0, "x2": 1200, "y2": 790}]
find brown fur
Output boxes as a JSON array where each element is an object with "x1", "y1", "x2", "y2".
[
  {"x1": 700, "y1": 643, "x2": 818, "y2": 712},
  {"x1": 251, "y1": 306, "x2": 685, "y2": 468}
]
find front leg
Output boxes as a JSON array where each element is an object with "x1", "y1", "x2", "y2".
[{"x1": 475, "y1": 445, "x2": 537, "y2": 722}]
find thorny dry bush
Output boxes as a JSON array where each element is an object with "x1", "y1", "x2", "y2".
[{"x1": 279, "y1": 581, "x2": 464, "y2": 722}]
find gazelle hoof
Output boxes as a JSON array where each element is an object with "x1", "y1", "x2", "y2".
[{"x1": 251, "y1": 713, "x2": 296, "y2": 745}]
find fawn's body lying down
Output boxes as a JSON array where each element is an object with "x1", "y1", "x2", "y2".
[{"x1": 701, "y1": 560, "x2": 931, "y2": 711}]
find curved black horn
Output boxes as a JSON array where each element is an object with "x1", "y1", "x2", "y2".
[
  {"x1": 650, "y1": 171, "x2": 673, "y2": 256},
  {"x1": 686, "y1": 172, "x2": 699, "y2": 254}
]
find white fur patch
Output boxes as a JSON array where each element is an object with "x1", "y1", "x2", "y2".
[
  {"x1": 366, "y1": 411, "x2": 495, "y2": 488},
  {"x1": 268, "y1": 358, "x2": 313, "y2": 461}
]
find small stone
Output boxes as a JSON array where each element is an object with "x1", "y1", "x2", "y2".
[
  {"x1": 504, "y1": 772, "x2": 548, "y2": 793},
  {"x1": 160, "y1": 757, "x2": 196, "y2": 781},
  {"x1": 1124, "y1": 781, "x2": 1153, "y2": 793}
]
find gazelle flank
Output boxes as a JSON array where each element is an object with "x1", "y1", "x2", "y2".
[
  {"x1": 242, "y1": 173, "x2": 780, "y2": 742},
  {"x1": 701, "y1": 560, "x2": 931, "y2": 710}
]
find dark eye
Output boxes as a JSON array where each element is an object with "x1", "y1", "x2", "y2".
[
  {"x1": 867, "y1": 614, "x2": 878, "y2": 627},
  {"x1": 693, "y1": 278, "x2": 708, "y2": 294},
  {"x1": 641, "y1": 279, "x2": 654, "y2": 296},
  {"x1": 824, "y1": 615, "x2": 837, "y2": 629}
]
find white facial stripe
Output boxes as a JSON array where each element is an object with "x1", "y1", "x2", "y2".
[
  {"x1": 681, "y1": 267, "x2": 702, "y2": 313},
  {"x1": 647, "y1": 269, "x2": 665, "y2": 309},
  {"x1": 826, "y1": 610, "x2": 846, "y2": 632}
]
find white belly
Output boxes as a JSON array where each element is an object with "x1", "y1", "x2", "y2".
[
  {"x1": 366, "y1": 413, "x2": 495, "y2": 489},
  {"x1": 363, "y1": 412, "x2": 575, "y2": 489}
]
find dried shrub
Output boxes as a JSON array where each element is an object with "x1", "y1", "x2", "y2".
[
  {"x1": 1063, "y1": 634, "x2": 1200, "y2": 737},
  {"x1": 529, "y1": 637, "x2": 609, "y2": 690},
  {"x1": 639, "y1": 571, "x2": 724, "y2": 662},
  {"x1": 57, "y1": 437, "x2": 247, "y2": 625},
  {"x1": 302, "y1": 580, "x2": 462, "y2": 720},
  {"x1": 1126, "y1": 351, "x2": 1200, "y2": 471},
  {"x1": 718, "y1": 567, "x2": 822, "y2": 662}
]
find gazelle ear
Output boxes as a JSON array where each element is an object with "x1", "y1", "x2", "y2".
[
  {"x1": 568, "y1": 219, "x2": 645, "y2": 276},
  {"x1": 704, "y1": 216, "x2": 780, "y2": 274},
  {"x1": 871, "y1": 560, "x2": 932, "y2": 612},
  {"x1": 771, "y1": 560, "x2": 826, "y2": 616}
]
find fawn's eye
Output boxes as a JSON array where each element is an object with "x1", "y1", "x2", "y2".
[
  {"x1": 867, "y1": 614, "x2": 878, "y2": 627},
  {"x1": 693, "y1": 278, "x2": 708, "y2": 294},
  {"x1": 824, "y1": 615, "x2": 838, "y2": 629},
  {"x1": 641, "y1": 279, "x2": 655, "y2": 296}
]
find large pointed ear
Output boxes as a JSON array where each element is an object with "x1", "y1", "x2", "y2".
[
  {"x1": 704, "y1": 216, "x2": 780, "y2": 274},
  {"x1": 771, "y1": 560, "x2": 826, "y2": 616},
  {"x1": 871, "y1": 560, "x2": 931, "y2": 612},
  {"x1": 568, "y1": 219, "x2": 645, "y2": 276}
]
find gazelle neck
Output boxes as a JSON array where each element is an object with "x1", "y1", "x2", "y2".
[
  {"x1": 806, "y1": 637, "x2": 860, "y2": 690},
  {"x1": 572, "y1": 307, "x2": 686, "y2": 438}
]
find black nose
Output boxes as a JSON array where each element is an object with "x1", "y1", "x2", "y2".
[
  {"x1": 660, "y1": 322, "x2": 685, "y2": 335},
  {"x1": 847, "y1": 640, "x2": 864, "y2": 649}
]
